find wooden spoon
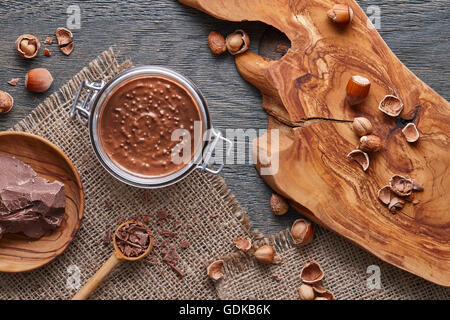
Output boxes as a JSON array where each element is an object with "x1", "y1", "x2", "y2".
[{"x1": 72, "y1": 220, "x2": 153, "y2": 300}]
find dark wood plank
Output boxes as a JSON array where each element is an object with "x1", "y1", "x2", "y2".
[{"x1": 0, "y1": 0, "x2": 448, "y2": 235}]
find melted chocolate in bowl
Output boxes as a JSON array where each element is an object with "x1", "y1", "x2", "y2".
[{"x1": 99, "y1": 76, "x2": 203, "y2": 177}]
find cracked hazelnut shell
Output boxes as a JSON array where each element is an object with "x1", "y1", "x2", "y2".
[
  {"x1": 234, "y1": 237, "x2": 252, "y2": 251},
  {"x1": 377, "y1": 185, "x2": 392, "y2": 206},
  {"x1": 56, "y1": 27, "x2": 73, "y2": 46},
  {"x1": 347, "y1": 149, "x2": 369, "y2": 171},
  {"x1": 270, "y1": 193, "x2": 289, "y2": 215},
  {"x1": 291, "y1": 219, "x2": 314, "y2": 245},
  {"x1": 15, "y1": 34, "x2": 40, "y2": 59},
  {"x1": 402, "y1": 123, "x2": 420, "y2": 143},
  {"x1": 207, "y1": 260, "x2": 224, "y2": 281},
  {"x1": 25, "y1": 68, "x2": 53, "y2": 93},
  {"x1": 226, "y1": 30, "x2": 250, "y2": 55},
  {"x1": 379, "y1": 95, "x2": 403, "y2": 117},
  {"x1": 389, "y1": 175, "x2": 413, "y2": 197},
  {"x1": 300, "y1": 261, "x2": 324, "y2": 284},
  {"x1": 61, "y1": 42, "x2": 74, "y2": 56},
  {"x1": 0, "y1": 90, "x2": 13, "y2": 114}
]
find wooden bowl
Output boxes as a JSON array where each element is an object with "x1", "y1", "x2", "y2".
[{"x1": 0, "y1": 132, "x2": 84, "y2": 272}]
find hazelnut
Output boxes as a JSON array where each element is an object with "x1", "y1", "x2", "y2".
[
  {"x1": 290, "y1": 219, "x2": 314, "y2": 245},
  {"x1": 347, "y1": 149, "x2": 369, "y2": 171},
  {"x1": 234, "y1": 237, "x2": 252, "y2": 251},
  {"x1": 56, "y1": 27, "x2": 73, "y2": 46},
  {"x1": 0, "y1": 90, "x2": 14, "y2": 114},
  {"x1": 359, "y1": 135, "x2": 383, "y2": 153},
  {"x1": 327, "y1": 4, "x2": 354, "y2": 26},
  {"x1": 300, "y1": 261, "x2": 324, "y2": 284},
  {"x1": 25, "y1": 68, "x2": 54, "y2": 93},
  {"x1": 402, "y1": 123, "x2": 420, "y2": 143},
  {"x1": 207, "y1": 260, "x2": 224, "y2": 281},
  {"x1": 226, "y1": 30, "x2": 250, "y2": 55},
  {"x1": 346, "y1": 75, "x2": 371, "y2": 106},
  {"x1": 352, "y1": 117, "x2": 373, "y2": 137},
  {"x1": 270, "y1": 193, "x2": 289, "y2": 215},
  {"x1": 15, "y1": 34, "x2": 40, "y2": 59},
  {"x1": 299, "y1": 284, "x2": 315, "y2": 300},
  {"x1": 44, "y1": 48, "x2": 51, "y2": 57},
  {"x1": 208, "y1": 31, "x2": 226, "y2": 55},
  {"x1": 254, "y1": 245, "x2": 276, "y2": 264},
  {"x1": 379, "y1": 95, "x2": 403, "y2": 117}
]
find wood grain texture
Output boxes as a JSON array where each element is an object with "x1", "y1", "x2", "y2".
[
  {"x1": 0, "y1": 132, "x2": 84, "y2": 272},
  {"x1": 0, "y1": 0, "x2": 448, "y2": 237},
  {"x1": 178, "y1": 0, "x2": 450, "y2": 286}
]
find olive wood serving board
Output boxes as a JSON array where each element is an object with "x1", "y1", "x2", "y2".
[
  {"x1": 0, "y1": 132, "x2": 84, "y2": 272},
  {"x1": 179, "y1": 0, "x2": 450, "y2": 286}
]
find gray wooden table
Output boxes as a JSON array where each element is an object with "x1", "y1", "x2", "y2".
[{"x1": 0, "y1": 0, "x2": 448, "y2": 235}]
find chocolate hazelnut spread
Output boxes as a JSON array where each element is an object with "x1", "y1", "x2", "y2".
[{"x1": 99, "y1": 76, "x2": 203, "y2": 177}]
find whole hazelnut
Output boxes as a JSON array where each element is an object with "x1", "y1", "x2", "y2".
[
  {"x1": 299, "y1": 284, "x2": 315, "y2": 300},
  {"x1": 0, "y1": 90, "x2": 14, "y2": 114},
  {"x1": 346, "y1": 75, "x2": 371, "y2": 106},
  {"x1": 254, "y1": 245, "x2": 275, "y2": 264},
  {"x1": 352, "y1": 117, "x2": 373, "y2": 137},
  {"x1": 226, "y1": 30, "x2": 250, "y2": 55},
  {"x1": 327, "y1": 4, "x2": 354, "y2": 26},
  {"x1": 208, "y1": 31, "x2": 226, "y2": 55},
  {"x1": 270, "y1": 193, "x2": 289, "y2": 215},
  {"x1": 15, "y1": 34, "x2": 40, "y2": 59},
  {"x1": 25, "y1": 68, "x2": 54, "y2": 93},
  {"x1": 291, "y1": 219, "x2": 314, "y2": 245},
  {"x1": 359, "y1": 135, "x2": 383, "y2": 153}
]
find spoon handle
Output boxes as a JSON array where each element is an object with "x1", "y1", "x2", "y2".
[{"x1": 72, "y1": 253, "x2": 122, "y2": 300}]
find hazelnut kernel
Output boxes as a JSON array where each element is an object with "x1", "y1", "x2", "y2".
[
  {"x1": 15, "y1": 34, "x2": 40, "y2": 59},
  {"x1": 0, "y1": 90, "x2": 14, "y2": 114},
  {"x1": 352, "y1": 117, "x2": 373, "y2": 137},
  {"x1": 208, "y1": 31, "x2": 226, "y2": 55},
  {"x1": 291, "y1": 219, "x2": 314, "y2": 245},
  {"x1": 299, "y1": 284, "x2": 315, "y2": 300},
  {"x1": 359, "y1": 135, "x2": 383, "y2": 153},
  {"x1": 270, "y1": 193, "x2": 289, "y2": 215},
  {"x1": 254, "y1": 245, "x2": 276, "y2": 264}
]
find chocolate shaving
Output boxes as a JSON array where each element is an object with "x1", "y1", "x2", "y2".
[
  {"x1": 166, "y1": 261, "x2": 185, "y2": 278},
  {"x1": 103, "y1": 229, "x2": 111, "y2": 246},
  {"x1": 159, "y1": 229, "x2": 178, "y2": 237},
  {"x1": 173, "y1": 220, "x2": 182, "y2": 229}
]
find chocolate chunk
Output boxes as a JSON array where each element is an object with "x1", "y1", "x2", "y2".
[
  {"x1": 0, "y1": 155, "x2": 65, "y2": 239},
  {"x1": 115, "y1": 222, "x2": 150, "y2": 258},
  {"x1": 163, "y1": 243, "x2": 180, "y2": 264}
]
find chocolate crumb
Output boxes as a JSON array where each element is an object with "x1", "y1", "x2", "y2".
[
  {"x1": 7, "y1": 78, "x2": 19, "y2": 86},
  {"x1": 145, "y1": 255, "x2": 159, "y2": 266},
  {"x1": 173, "y1": 220, "x2": 182, "y2": 229},
  {"x1": 103, "y1": 229, "x2": 111, "y2": 246},
  {"x1": 157, "y1": 209, "x2": 173, "y2": 221},
  {"x1": 94, "y1": 240, "x2": 101, "y2": 246},
  {"x1": 166, "y1": 261, "x2": 185, "y2": 278},
  {"x1": 142, "y1": 214, "x2": 151, "y2": 223},
  {"x1": 163, "y1": 243, "x2": 180, "y2": 264},
  {"x1": 180, "y1": 240, "x2": 190, "y2": 249},
  {"x1": 159, "y1": 229, "x2": 178, "y2": 237},
  {"x1": 211, "y1": 213, "x2": 219, "y2": 218}
]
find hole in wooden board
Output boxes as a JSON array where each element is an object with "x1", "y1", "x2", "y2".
[{"x1": 258, "y1": 26, "x2": 291, "y2": 61}]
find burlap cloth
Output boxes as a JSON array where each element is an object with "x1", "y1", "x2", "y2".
[{"x1": 0, "y1": 48, "x2": 448, "y2": 300}]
